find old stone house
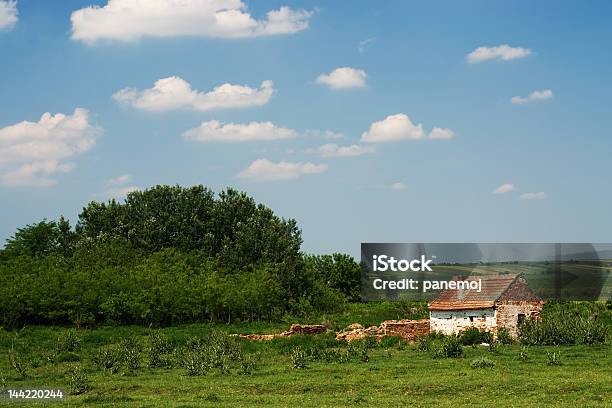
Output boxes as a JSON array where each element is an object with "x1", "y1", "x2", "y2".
[{"x1": 428, "y1": 274, "x2": 543, "y2": 338}]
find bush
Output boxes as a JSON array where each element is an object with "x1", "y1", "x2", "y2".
[
  {"x1": 517, "y1": 346, "x2": 529, "y2": 361},
  {"x1": 290, "y1": 347, "x2": 307, "y2": 369},
  {"x1": 496, "y1": 328, "x2": 513, "y2": 344},
  {"x1": 148, "y1": 331, "x2": 174, "y2": 368},
  {"x1": 93, "y1": 346, "x2": 120, "y2": 373},
  {"x1": 56, "y1": 330, "x2": 80, "y2": 353},
  {"x1": 433, "y1": 337, "x2": 463, "y2": 359},
  {"x1": 459, "y1": 327, "x2": 492, "y2": 345},
  {"x1": 67, "y1": 364, "x2": 90, "y2": 395},
  {"x1": 179, "y1": 331, "x2": 248, "y2": 376},
  {"x1": 470, "y1": 357, "x2": 495, "y2": 368},
  {"x1": 118, "y1": 337, "x2": 142, "y2": 372},
  {"x1": 518, "y1": 306, "x2": 607, "y2": 345},
  {"x1": 416, "y1": 336, "x2": 432, "y2": 352}
]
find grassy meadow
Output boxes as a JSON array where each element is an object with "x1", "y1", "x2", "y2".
[{"x1": 1, "y1": 302, "x2": 610, "y2": 407}]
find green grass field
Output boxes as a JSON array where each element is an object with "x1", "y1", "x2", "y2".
[{"x1": 1, "y1": 303, "x2": 610, "y2": 407}]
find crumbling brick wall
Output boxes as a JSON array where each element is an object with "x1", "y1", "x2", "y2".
[
  {"x1": 495, "y1": 301, "x2": 543, "y2": 338},
  {"x1": 380, "y1": 319, "x2": 430, "y2": 340}
]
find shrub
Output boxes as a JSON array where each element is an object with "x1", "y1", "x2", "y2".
[
  {"x1": 182, "y1": 351, "x2": 208, "y2": 376},
  {"x1": 470, "y1": 357, "x2": 495, "y2": 368},
  {"x1": 496, "y1": 328, "x2": 513, "y2": 344},
  {"x1": 118, "y1": 337, "x2": 142, "y2": 372},
  {"x1": 518, "y1": 306, "x2": 607, "y2": 345},
  {"x1": 93, "y1": 346, "x2": 120, "y2": 373},
  {"x1": 148, "y1": 331, "x2": 174, "y2": 368},
  {"x1": 238, "y1": 355, "x2": 257, "y2": 375},
  {"x1": 180, "y1": 331, "x2": 247, "y2": 376},
  {"x1": 56, "y1": 330, "x2": 80, "y2": 353},
  {"x1": 433, "y1": 336, "x2": 463, "y2": 359},
  {"x1": 67, "y1": 364, "x2": 90, "y2": 395},
  {"x1": 290, "y1": 347, "x2": 307, "y2": 369},
  {"x1": 416, "y1": 336, "x2": 432, "y2": 352},
  {"x1": 8, "y1": 344, "x2": 28, "y2": 378},
  {"x1": 459, "y1": 327, "x2": 492, "y2": 345},
  {"x1": 488, "y1": 340, "x2": 499, "y2": 354},
  {"x1": 377, "y1": 335, "x2": 404, "y2": 350}
]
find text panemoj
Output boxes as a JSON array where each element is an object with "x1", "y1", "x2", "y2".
[{"x1": 370, "y1": 254, "x2": 482, "y2": 293}]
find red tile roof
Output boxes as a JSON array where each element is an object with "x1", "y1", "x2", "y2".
[{"x1": 429, "y1": 274, "x2": 537, "y2": 311}]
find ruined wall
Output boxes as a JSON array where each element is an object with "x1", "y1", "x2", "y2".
[
  {"x1": 430, "y1": 309, "x2": 496, "y2": 335},
  {"x1": 495, "y1": 301, "x2": 543, "y2": 338},
  {"x1": 380, "y1": 319, "x2": 430, "y2": 340}
]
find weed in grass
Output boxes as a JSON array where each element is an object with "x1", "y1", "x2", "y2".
[
  {"x1": 204, "y1": 393, "x2": 221, "y2": 402},
  {"x1": 290, "y1": 347, "x2": 308, "y2": 369},
  {"x1": 416, "y1": 336, "x2": 431, "y2": 352},
  {"x1": 517, "y1": 346, "x2": 529, "y2": 361},
  {"x1": 67, "y1": 364, "x2": 90, "y2": 395},
  {"x1": 488, "y1": 341, "x2": 499, "y2": 354},
  {"x1": 8, "y1": 344, "x2": 28, "y2": 378},
  {"x1": 238, "y1": 355, "x2": 257, "y2": 375},
  {"x1": 56, "y1": 351, "x2": 81, "y2": 363},
  {"x1": 470, "y1": 357, "x2": 495, "y2": 369},
  {"x1": 546, "y1": 349, "x2": 562, "y2": 366}
]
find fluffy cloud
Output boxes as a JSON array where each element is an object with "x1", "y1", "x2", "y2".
[
  {"x1": 316, "y1": 67, "x2": 367, "y2": 90},
  {"x1": 237, "y1": 159, "x2": 327, "y2": 181},
  {"x1": 429, "y1": 127, "x2": 454, "y2": 140},
  {"x1": 71, "y1": 0, "x2": 312, "y2": 44},
  {"x1": 317, "y1": 143, "x2": 375, "y2": 158},
  {"x1": 511, "y1": 89, "x2": 553, "y2": 104},
  {"x1": 113, "y1": 77, "x2": 274, "y2": 112},
  {"x1": 361, "y1": 114, "x2": 425, "y2": 143},
  {"x1": 0, "y1": 0, "x2": 17, "y2": 30},
  {"x1": 0, "y1": 108, "x2": 99, "y2": 187},
  {"x1": 493, "y1": 183, "x2": 515, "y2": 194},
  {"x1": 106, "y1": 174, "x2": 131, "y2": 186},
  {"x1": 103, "y1": 174, "x2": 138, "y2": 199},
  {"x1": 184, "y1": 120, "x2": 297, "y2": 142},
  {"x1": 390, "y1": 182, "x2": 407, "y2": 191},
  {"x1": 467, "y1": 44, "x2": 531, "y2": 63},
  {"x1": 520, "y1": 192, "x2": 547, "y2": 200},
  {"x1": 304, "y1": 129, "x2": 345, "y2": 139}
]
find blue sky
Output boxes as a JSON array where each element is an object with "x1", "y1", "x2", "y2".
[{"x1": 1, "y1": 0, "x2": 611, "y2": 257}]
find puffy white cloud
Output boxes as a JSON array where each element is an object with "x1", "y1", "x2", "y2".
[
  {"x1": 520, "y1": 192, "x2": 547, "y2": 200},
  {"x1": 390, "y1": 182, "x2": 407, "y2": 190},
  {"x1": 511, "y1": 89, "x2": 553, "y2": 104},
  {"x1": 466, "y1": 44, "x2": 531, "y2": 63},
  {"x1": 184, "y1": 120, "x2": 297, "y2": 142},
  {"x1": 0, "y1": 0, "x2": 17, "y2": 30},
  {"x1": 429, "y1": 127, "x2": 454, "y2": 140},
  {"x1": 71, "y1": 0, "x2": 312, "y2": 44},
  {"x1": 493, "y1": 183, "x2": 514, "y2": 194},
  {"x1": 237, "y1": 159, "x2": 327, "y2": 181},
  {"x1": 0, "y1": 108, "x2": 99, "y2": 187},
  {"x1": 317, "y1": 143, "x2": 375, "y2": 158},
  {"x1": 361, "y1": 114, "x2": 425, "y2": 143},
  {"x1": 113, "y1": 77, "x2": 274, "y2": 112},
  {"x1": 316, "y1": 67, "x2": 367, "y2": 90}
]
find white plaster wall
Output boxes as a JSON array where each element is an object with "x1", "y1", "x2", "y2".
[{"x1": 430, "y1": 309, "x2": 496, "y2": 335}]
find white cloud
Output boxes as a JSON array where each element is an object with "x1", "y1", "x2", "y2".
[
  {"x1": 511, "y1": 89, "x2": 553, "y2": 104},
  {"x1": 107, "y1": 174, "x2": 131, "y2": 186},
  {"x1": 113, "y1": 77, "x2": 274, "y2": 112},
  {"x1": 0, "y1": 108, "x2": 99, "y2": 187},
  {"x1": 304, "y1": 129, "x2": 345, "y2": 139},
  {"x1": 361, "y1": 114, "x2": 425, "y2": 143},
  {"x1": 493, "y1": 183, "x2": 515, "y2": 194},
  {"x1": 429, "y1": 127, "x2": 455, "y2": 140},
  {"x1": 183, "y1": 120, "x2": 297, "y2": 142},
  {"x1": 520, "y1": 192, "x2": 547, "y2": 200},
  {"x1": 0, "y1": 0, "x2": 17, "y2": 30},
  {"x1": 316, "y1": 67, "x2": 367, "y2": 90},
  {"x1": 466, "y1": 44, "x2": 532, "y2": 63},
  {"x1": 71, "y1": 0, "x2": 312, "y2": 44},
  {"x1": 358, "y1": 37, "x2": 375, "y2": 53},
  {"x1": 317, "y1": 143, "x2": 375, "y2": 158},
  {"x1": 237, "y1": 159, "x2": 327, "y2": 181},
  {"x1": 105, "y1": 185, "x2": 139, "y2": 199},
  {"x1": 390, "y1": 182, "x2": 407, "y2": 190}
]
